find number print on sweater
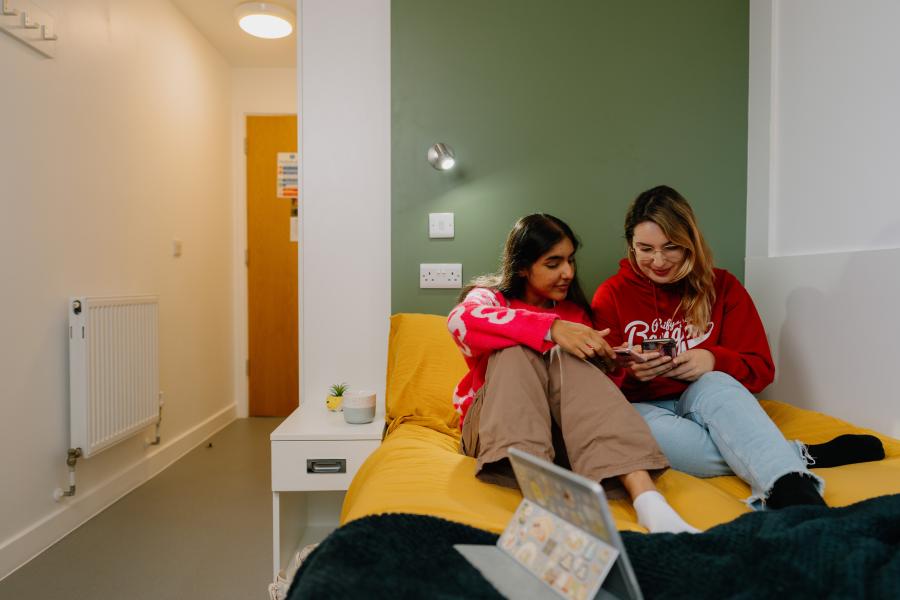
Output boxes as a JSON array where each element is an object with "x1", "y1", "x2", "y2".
[
  {"x1": 448, "y1": 288, "x2": 515, "y2": 357},
  {"x1": 448, "y1": 305, "x2": 472, "y2": 357},
  {"x1": 470, "y1": 305, "x2": 516, "y2": 325}
]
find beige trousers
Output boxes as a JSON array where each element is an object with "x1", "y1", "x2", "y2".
[{"x1": 461, "y1": 345, "x2": 669, "y2": 487}]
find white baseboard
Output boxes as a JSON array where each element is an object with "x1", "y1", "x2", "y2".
[{"x1": 0, "y1": 404, "x2": 237, "y2": 582}]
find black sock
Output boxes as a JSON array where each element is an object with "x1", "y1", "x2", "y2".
[
  {"x1": 476, "y1": 458, "x2": 518, "y2": 489},
  {"x1": 766, "y1": 472, "x2": 826, "y2": 509},
  {"x1": 806, "y1": 434, "x2": 885, "y2": 468}
]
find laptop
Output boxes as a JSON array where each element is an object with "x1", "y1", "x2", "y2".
[{"x1": 455, "y1": 447, "x2": 643, "y2": 600}]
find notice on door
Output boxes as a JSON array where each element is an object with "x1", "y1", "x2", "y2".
[{"x1": 276, "y1": 152, "x2": 299, "y2": 199}]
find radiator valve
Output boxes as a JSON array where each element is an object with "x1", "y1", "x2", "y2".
[{"x1": 53, "y1": 447, "x2": 83, "y2": 501}]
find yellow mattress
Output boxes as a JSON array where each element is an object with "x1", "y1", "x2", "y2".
[{"x1": 341, "y1": 314, "x2": 900, "y2": 533}]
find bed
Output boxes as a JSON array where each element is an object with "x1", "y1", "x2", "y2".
[{"x1": 287, "y1": 313, "x2": 900, "y2": 598}]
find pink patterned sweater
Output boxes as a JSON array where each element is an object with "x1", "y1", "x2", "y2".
[{"x1": 446, "y1": 287, "x2": 593, "y2": 427}]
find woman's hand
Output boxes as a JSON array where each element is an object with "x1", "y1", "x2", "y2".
[
  {"x1": 629, "y1": 350, "x2": 673, "y2": 382},
  {"x1": 550, "y1": 320, "x2": 615, "y2": 362},
  {"x1": 666, "y1": 349, "x2": 715, "y2": 381}
]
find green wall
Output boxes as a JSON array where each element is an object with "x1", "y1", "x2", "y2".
[{"x1": 392, "y1": 0, "x2": 749, "y2": 315}]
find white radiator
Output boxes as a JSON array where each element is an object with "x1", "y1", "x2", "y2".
[{"x1": 68, "y1": 296, "x2": 160, "y2": 458}]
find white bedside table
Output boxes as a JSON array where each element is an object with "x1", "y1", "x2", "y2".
[{"x1": 270, "y1": 401, "x2": 384, "y2": 580}]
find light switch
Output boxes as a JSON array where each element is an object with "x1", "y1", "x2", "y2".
[
  {"x1": 172, "y1": 240, "x2": 183, "y2": 258},
  {"x1": 429, "y1": 213, "x2": 455, "y2": 239}
]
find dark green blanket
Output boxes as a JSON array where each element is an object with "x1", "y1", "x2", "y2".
[{"x1": 288, "y1": 494, "x2": 900, "y2": 599}]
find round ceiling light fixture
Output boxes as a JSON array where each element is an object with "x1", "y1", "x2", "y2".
[{"x1": 234, "y1": 2, "x2": 294, "y2": 39}]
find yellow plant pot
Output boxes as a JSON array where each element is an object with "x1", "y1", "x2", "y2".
[{"x1": 326, "y1": 395, "x2": 343, "y2": 412}]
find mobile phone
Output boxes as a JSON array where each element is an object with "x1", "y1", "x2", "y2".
[
  {"x1": 641, "y1": 338, "x2": 678, "y2": 359},
  {"x1": 613, "y1": 347, "x2": 647, "y2": 366}
]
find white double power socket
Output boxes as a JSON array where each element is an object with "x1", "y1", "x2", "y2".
[{"x1": 419, "y1": 263, "x2": 462, "y2": 289}]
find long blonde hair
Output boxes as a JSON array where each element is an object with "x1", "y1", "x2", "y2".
[{"x1": 624, "y1": 186, "x2": 715, "y2": 336}]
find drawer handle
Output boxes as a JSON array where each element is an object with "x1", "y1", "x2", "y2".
[{"x1": 306, "y1": 459, "x2": 346, "y2": 474}]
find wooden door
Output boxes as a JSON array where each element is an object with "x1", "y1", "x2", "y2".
[{"x1": 247, "y1": 115, "x2": 299, "y2": 416}]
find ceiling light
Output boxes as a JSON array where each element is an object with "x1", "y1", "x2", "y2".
[
  {"x1": 427, "y1": 143, "x2": 456, "y2": 171},
  {"x1": 234, "y1": 2, "x2": 294, "y2": 39}
]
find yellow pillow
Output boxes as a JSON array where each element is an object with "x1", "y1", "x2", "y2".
[{"x1": 384, "y1": 313, "x2": 467, "y2": 436}]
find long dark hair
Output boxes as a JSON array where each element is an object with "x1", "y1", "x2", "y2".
[
  {"x1": 459, "y1": 213, "x2": 593, "y2": 319},
  {"x1": 624, "y1": 185, "x2": 715, "y2": 335}
]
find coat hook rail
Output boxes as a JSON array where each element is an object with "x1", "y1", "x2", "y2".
[{"x1": 0, "y1": 0, "x2": 57, "y2": 58}]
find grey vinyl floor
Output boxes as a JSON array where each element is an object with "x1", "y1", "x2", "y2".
[{"x1": 0, "y1": 417, "x2": 283, "y2": 600}]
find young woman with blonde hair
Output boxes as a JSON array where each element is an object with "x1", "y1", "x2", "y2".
[
  {"x1": 448, "y1": 213, "x2": 697, "y2": 533},
  {"x1": 592, "y1": 185, "x2": 883, "y2": 509}
]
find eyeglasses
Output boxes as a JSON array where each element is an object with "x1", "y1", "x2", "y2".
[{"x1": 632, "y1": 243, "x2": 684, "y2": 261}]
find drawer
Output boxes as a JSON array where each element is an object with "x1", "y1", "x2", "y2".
[{"x1": 271, "y1": 439, "x2": 380, "y2": 491}]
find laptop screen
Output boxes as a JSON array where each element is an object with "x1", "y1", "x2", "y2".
[
  {"x1": 508, "y1": 447, "x2": 617, "y2": 543},
  {"x1": 507, "y1": 447, "x2": 644, "y2": 600}
]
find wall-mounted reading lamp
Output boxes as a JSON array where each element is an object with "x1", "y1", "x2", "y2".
[
  {"x1": 427, "y1": 143, "x2": 456, "y2": 171},
  {"x1": 234, "y1": 2, "x2": 294, "y2": 39}
]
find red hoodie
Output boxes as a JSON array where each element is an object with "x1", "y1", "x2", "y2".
[{"x1": 591, "y1": 259, "x2": 774, "y2": 402}]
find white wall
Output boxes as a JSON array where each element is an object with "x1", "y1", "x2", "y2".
[
  {"x1": 768, "y1": 0, "x2": 900, "y2": 257},
  {"x1": 299, "y1": 0, "x2": 391, "y2": 412},
  {"x1": 0, "y1": 0, "x2": 235, "y2": 580},
  {"x1": 231, "y1": 68, "x2": 298, "y2": 418},
  {"x1": 746, "y1": 0, "x2": 900, "y2": 436}
]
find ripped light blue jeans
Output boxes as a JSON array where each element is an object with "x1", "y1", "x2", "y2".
[{"x1": 632, "y1": 371, "x2": 824, "y2": 509}]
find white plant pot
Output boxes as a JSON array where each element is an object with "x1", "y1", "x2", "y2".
[{"x1": 342, "y1": 390, "x2": 376, "y2": 424}]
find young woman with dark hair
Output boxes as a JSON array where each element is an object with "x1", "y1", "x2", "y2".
[
  {"x1": 592, "y1": 186, "x2": 884, "y2": 509},
  {"x1": 448, "y1": 213, "x2": 698, "y2": 533}
]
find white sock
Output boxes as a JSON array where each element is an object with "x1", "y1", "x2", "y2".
[{"x1": 633, "y1": 491, "x2": 699, "y2": 534}]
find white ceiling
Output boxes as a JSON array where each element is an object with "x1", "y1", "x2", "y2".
[{"x1": 170, "y1": 0, "x2": 296, "y2": 68}]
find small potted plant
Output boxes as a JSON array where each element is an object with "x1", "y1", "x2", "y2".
[{"x1": 326, "y1": 382, "x2": 347, "y2": 412}]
